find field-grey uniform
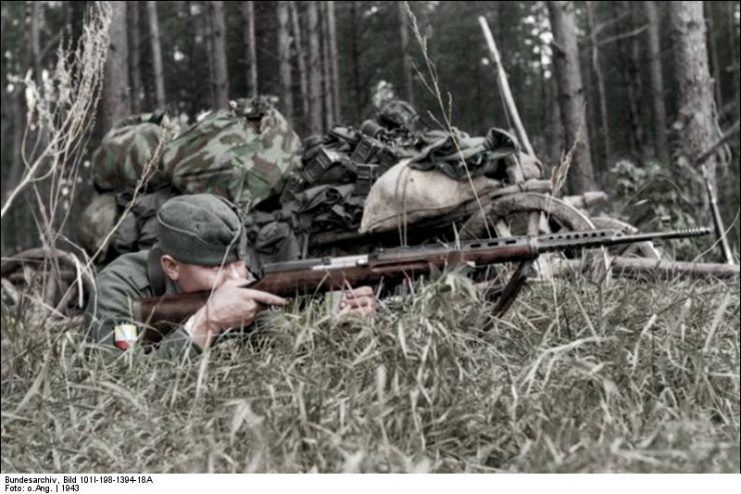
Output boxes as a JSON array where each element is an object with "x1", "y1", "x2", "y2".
[{"x1": 85, "y1": 194, "x2": 245, "y2": 356}]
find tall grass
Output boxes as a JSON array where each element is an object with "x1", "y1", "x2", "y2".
[{"x1": 2, "y1": 273, "x2": 738, "y2": 473}]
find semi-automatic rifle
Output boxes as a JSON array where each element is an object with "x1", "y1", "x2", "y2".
[{"x1": 136, "y1": 227, "x2": 710, "y2": 345}]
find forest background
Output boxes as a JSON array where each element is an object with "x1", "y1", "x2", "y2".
[{"x1": 0, "y1": 0, "x2": 739, "y2": 259}]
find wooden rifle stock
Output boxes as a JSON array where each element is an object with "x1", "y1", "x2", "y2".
[
  {"x1": 135, "y1": 227, "x2": 710, "y2": 344},
  {"x1": 136, "y1": 242, "x2": 536, "y2": 344}
]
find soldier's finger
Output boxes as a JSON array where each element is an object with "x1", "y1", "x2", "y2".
[
  {"x1": 240, "y1": 289, "x2": 289, "y2": 306},
  {"x1": 344, "y1": 295, "x2": 374, "y2": 308},
  {"x1": 343, "y1": 285, "x2": 374, "y2": 298},
  {"x1": 347, "y1": 305, "x2": 375, "y2": 317},
  {"x1": 353, "y1": 285, "x2": 375, "y2": 297}
]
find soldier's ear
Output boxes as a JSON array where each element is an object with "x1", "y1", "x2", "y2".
[{"x1": 160, "y1": 255, "x2": 180, "y2": 281}]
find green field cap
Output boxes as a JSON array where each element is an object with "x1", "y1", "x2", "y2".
[{"x1": 157, "y1": 194, "x2": 243, "y2": 266}]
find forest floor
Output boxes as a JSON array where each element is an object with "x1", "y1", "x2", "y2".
[{"x1": 1, "y1": 274, "x2": 739, "y2": 473}]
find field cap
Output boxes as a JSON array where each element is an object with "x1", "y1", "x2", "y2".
[{"x1": 157, "y1": 194, "x2": 243, "y2": 265}]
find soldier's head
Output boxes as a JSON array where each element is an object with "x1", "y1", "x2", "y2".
[{"x1": 156, "y1": 194, "x2": 249, "y2": 292}]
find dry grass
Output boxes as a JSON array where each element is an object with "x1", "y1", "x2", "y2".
[{"x1": 1, "y1": 273, "x2": 738, "y2": 473}]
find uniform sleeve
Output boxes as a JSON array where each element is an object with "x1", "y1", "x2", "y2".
[{"x1": 85, "y1": 263, "x2": 200, "y2": 359}]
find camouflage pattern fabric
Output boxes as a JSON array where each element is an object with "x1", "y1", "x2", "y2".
[
  {"x1": 407, "y1": 127, "x2": 519, "y2": 181},
  {"x1": 162, "y1": 97, "x2": 302, "y2": 210},
  {"x1": 92, "y1": 112, "x2": 172, "y2": 192}
]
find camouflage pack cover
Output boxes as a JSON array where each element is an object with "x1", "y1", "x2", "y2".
[
  {"x1": 162, "y1": 97, "x2": 302, "y2": 210},
  {"x1": 92, "y1": 112, "x2": 172, "y2": 191}
]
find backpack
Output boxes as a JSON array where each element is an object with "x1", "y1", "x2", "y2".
[
  {"x1": 161, "y1": 97, "x2": 302, "y2": 210},
  {"x1": 92, "y1": 111, "x2": 173, "y2": 192},
  {"x1": 85, "y1": 97, "x2": 301, "y2": 265}
]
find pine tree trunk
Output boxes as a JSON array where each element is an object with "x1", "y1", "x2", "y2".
[
  {"x1": 613, "y1": 2, "x2": 645, "y2": 156},
  {"x1": 242, "y1": 2, "x2": 258, "y2": 97},
  {"x1": 628, "y1": 2, "x2": 647, "y2": 155},
  {"x1": 0, "y1": 4, "x2": 7, "y2": 254},
  {"x1": 397, "y1": 1, "x2": 414, "y2": 107},
  {"x1": 289, "y1": 1, "x2": 309, "y2": 124},
  {"x1": 669, "y1": 1, "x2": 719, "y2": 205},
  {"x1": 586, "y1": 1, "x2": 610, "y2": 164},
  {"x1": 307, "y1": 1, "x2": 323, "y2": 135},
  {"x1": 547, "y1": 1, "x2": 596, "y2": 194},
  {"x1": 727, "y1": 1, "x2": 741, "y2": 124},
  {"x1": 704, "y1": 1, "x2": 723, "y2": 108},
  {"x1": 184, "y1": 1, "x2": 201, "y2": 117},
  {"x1": 0, "y1": 3, "x2": 8, "y2": 208},
  {"x1": 127, "y1": 1, "x2": 142, "y2": 113},
  {"x1": 277, "y1": 1, "x2": 293, "y2": 121},
  {"x1": 320, "y1": 1, "x2": 334, "y2": 130},
  {"x1": 546, "y1": 74, "x2": 563, "y2": 168},
  {"x1": 102, "y1": 1, "x2": 131, "y2": 134},
  {"x1": 29, "y1": 2, "x2": 41, "y2": 81},
  {"x1": 644, "y1": 1, "x2": 669, "y2": 161},
  {"x1": 327, "y1": 0, "x2": 341, "y2": 122},
  {"x1": 203, "y1": 1, "x2": 215, "y2": 106},
  {"x1": 146, "y1": 1, "x2": 166, "y2": 109},
  {"x1": 210, "y1": 1, "x2": 230, "y2": 108},
  {"x1": 349, "y1": 1, "x2": 363, "y2": 123}
]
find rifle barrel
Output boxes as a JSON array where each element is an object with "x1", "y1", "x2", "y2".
[{"x1": 536, "y1": 227, "x2": 712, "y2": 253}]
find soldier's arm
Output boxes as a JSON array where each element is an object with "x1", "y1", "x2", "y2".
[{"x1": 85, "y1": 265, "x2": 201, "y2": 359}]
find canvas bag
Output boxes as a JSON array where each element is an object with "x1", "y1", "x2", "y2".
[{"x1": 359, "y1": 159, "x2": 500, "y2": 234}]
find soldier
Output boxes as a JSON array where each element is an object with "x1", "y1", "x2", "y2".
[{"x1": 86, "y1": 193, "x2": 377, "y2": 356}]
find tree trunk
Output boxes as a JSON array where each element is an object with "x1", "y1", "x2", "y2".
[
  {"x1": 547, "y1": 1, "x2": 596, "y2": 194},
  {"x1": 727, "y1": 1, "x2": 740, "y2": 124},
  {"x1": 613, "y1": 1, "x2": 645, "y2": 156},
  {"x1": 277, "y1": 1, "x2": 293, "y2": 121},
  {"x1": 586, "y1": 1, "x2": 611, "y2": 164},
  {"x1": 102, "y1": 1, "x2": 131, "y2": 134},
  {"x1": 307, "y1": 1, "x2": 323, "y2": 134},
  {"x1": 397, "y1": 1, "x2": 414, "y2": 107},
  {"x1": 320, "y1": 1, "x2": 334, "y2": 130},
  {"x1": 349, "y1": 1, "x2": 363, "y2": 123},
  {"x1": 146, "y1": 1, "x2": 166, "y2": 109},
  {"x1": 327, "y1": 1, "x2": 341, "y2": 122},
  {"x1": 29, "y1": 2, "x2": 42, "y2": 81},
  {"x1": 628, "y1": 2, "x2": 648, "y2": 155},
  {"x1": 669, "y1": 1, "x2": 719, "y2": 213},
  {"x1": 203, "y1": 1, "x2": 215, "y2": 106},
  {"x1": 289, "y1": 1, "x2": 309, "y2": 125},
  {"x1": 127, "y1": 1, "x2": 143, "y2": 113},
  {"x1": 210, "y1": 1, "x2": 229, "y2": 108},
  {"x1": 0, "y1": 2, "x2": 9, "y2": 207},
  {"x1": 704, "y1": 1, "x2": 723, "y2": 108},
  {"x1": 242, "y1": 1, "x2": 258, "y2": 97},
  {"x1": 644, "y1": 1, "x2": 669, "y2": 161},
  {"x1": 546, "y1": 74, "x2": 563, "y2": 168}
]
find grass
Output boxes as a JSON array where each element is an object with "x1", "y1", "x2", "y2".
[{"x1": 1, "y1": 273, "x2": 739, "y2": 473}]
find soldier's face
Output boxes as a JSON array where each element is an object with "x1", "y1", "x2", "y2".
[{"x1": 162, "y1": 257, "x2": 251, "y2": 292}]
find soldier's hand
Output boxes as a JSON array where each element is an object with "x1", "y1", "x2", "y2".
[
  {"x1": 188, "y1": 278, "x2": 288, "y2": 349},
  {"x1": 338, "y1": 285, "x2": 378, "y2": 318}
]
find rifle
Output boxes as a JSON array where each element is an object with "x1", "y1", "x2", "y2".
[{"x1": 136, "y1": 227, "x2": 710, "y2": 345}]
